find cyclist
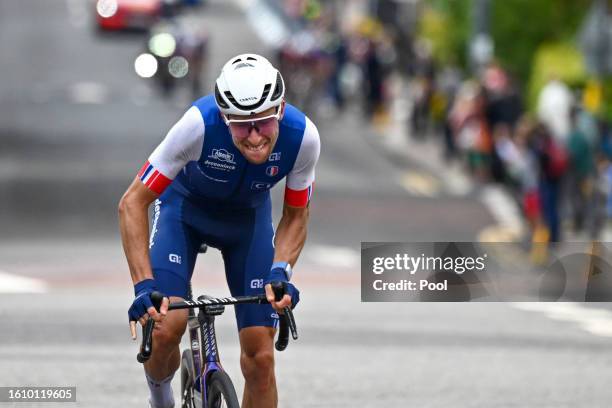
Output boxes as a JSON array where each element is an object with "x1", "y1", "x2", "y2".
[{"x1": 119, "y1": 53, "x2": 320, "y2": 408}]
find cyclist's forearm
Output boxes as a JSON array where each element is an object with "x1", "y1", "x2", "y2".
[
  {"x1": 273, "y1": 205, "x2": 309, "y2": 267},
  {"x1": 119, "y1": 196, "x2": 155, "y2": 284}
]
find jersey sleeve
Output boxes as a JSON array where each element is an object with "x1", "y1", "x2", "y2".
[
  {"x1": 284, "y1": 116, "x2": 321, "y2": 207},
  {"x1": 137, "y1": 106, "x2": 204, "y2": 195}
]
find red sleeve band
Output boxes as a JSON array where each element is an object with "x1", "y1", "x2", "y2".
[
  {"x1": 137, "y1": 161, "x2": 172, "y2": 195},
  {"x1": 284, "y1": 184, "x2": 313, "y2": 207}
]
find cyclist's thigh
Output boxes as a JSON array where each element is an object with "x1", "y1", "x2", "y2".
[
  {"x1": 149, "y1": 190, "x2": 200, "y2": 299},
  {"x1": 222, "y1": 203, "x2": 277, "y2": 331}
]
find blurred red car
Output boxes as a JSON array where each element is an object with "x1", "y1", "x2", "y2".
[{"x1": 95, "y1": 0, "x2": 162, "y2": 31}]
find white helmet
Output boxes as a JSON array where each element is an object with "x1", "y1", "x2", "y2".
[{"x1": 214, "y1": 53, "x2": 285, "y2": 116}]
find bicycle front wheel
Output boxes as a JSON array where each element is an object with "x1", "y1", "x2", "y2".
[
  {"x1": 181, "y1": 350, "x2": 196, "y2": 408},
  {"x1": 206, "y1": 370, "x2": 239, "y2": 408}
]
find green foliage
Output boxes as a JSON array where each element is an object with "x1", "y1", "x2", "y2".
[
  {"x1": 599, "y1": 78, "x2": 612, "y2": 121},
  {"x1": 527, "y1": 42, "x2": 587, "y2": 111},
  {"x1": 491, "y1": 0, "x2": 591, "y2": 83},
  {"x1": 418, "y1": 0, "x2": 471, "y2": 67},
  {"x1": 419, "y1": 0, "x2": 592, "y2": 84}
]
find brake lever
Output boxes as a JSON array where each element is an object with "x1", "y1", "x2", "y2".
[
  {"x1": 136, "y1": 291, "x2": 164, "y2": 363},
  {"x1": 282, "y1": 306, "x2": 298, "y2": 340}
]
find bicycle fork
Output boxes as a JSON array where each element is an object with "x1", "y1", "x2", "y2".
[{"x1": 188, "y1": 304, "x2": 224, "y2": 407}]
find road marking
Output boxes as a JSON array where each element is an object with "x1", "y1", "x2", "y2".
[
  {"x1": 444, "y1": 170, "x2": 472, "y2": 196},
  {"x1": 399, "y1": 171, "x2": 440, "y2": 197},
  {"x1": 68, "y1": 82, "x2": 108, "y2": 104},
  {"x1": 66, "y1": 0, "x2": 87, "y2": 28},
  {"x1": 478, "y1": 185, "x2": 524, "y2": 241},
  {"x1": 477, "y1": 225, "x2": 522, "y2": 242},
  {"x1": 512, "y1": 303, "x2": 612, "y2": 337},
  {"x1": 308, "y1": 245, "x2": 359, "y2": 269},
  {"x1": 232, "y1": 0, "x2": 253, "y2": 10},
  {"x1": 0, "y1": 271, "x2": 48, "y2": 293}
]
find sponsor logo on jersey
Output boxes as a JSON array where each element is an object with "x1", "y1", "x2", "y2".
[
  {"x1": 169, "y1": 254, "x2": 182, "y2": 264},
  {"x1": 205, "y1": 149, "x2": 237, "y2": 172},
  {"x1": 209, "y1": 149, "x2": 236, "y2": 164},
  {"x1": 268, "y1": 152, "x2": 281, "y2": 162},
  {"x1": 251, "y1": 181, "x2": 274, "y2": 190},
  {"x1": 266, "y1": 166, "x2": 279, "y2": 177},
  {"x1": 149, "y1": 199, "x2": 162, "y2": 249},
  {"x1": 250, "y1": 279, "x2": 264, "y2": 289}
]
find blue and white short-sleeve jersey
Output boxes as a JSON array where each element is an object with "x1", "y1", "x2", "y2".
[{"x1": 140, "y1": 94, "x2": 320, "y2": 208}]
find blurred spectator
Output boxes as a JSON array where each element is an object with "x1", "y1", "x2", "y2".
[
  {"x1": 591, "y1": 153, "x2": 611, "y2": 239},
  {"x1": 363, "y1": 37, "x2": 385, "y2": 118},
  {"x1": 326, "y1": 31, "x2": 348, "y2": 111},
  {"x1": 482, "y1": 64, "x2": 522, "y2": 182},
  {"x1": 514, "y1": 118, "x2": 543, "y2": 235},
  {"x1": 533, "y1": 123, "x2": 568, "y2": 242},
  {"x1": 566, "y1": 105, "x2": 595, "y2": 233},
  {"x1": 410, "y1": 39, "x2": 436, "y2": 138},
  {"x1": 537, "y1": 77, "x2": 573, "y2": 143},
  {"x1": 438, "y1": 65, "x2": 462, "y2": 159},
  {"x1": 449, "y1": 82, "x2": 492, "y2": 181},
  {"x1": 482, "y1": 64, "x2": 522, "y2": 130}
]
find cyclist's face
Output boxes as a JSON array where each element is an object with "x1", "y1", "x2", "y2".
[{"x1": 226, "y1": 105, "x2": 282, "y2": 165}]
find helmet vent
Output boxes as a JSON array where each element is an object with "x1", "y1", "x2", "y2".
[
  {"x1": 234, "y1": 62, "x2": 254, "y2": 69},
  {"x1": 214, "y1": 84, "x2": 229, "y2": 109},
  {"x1": 246, "y1": 56, "x2": 257, "y2": 61},
  {"x1": 232, "y1": 58, "x2": 242, "y2": 64},
  {"x1": 271, "y1": 72, "x2": 284, "y2": 101}
]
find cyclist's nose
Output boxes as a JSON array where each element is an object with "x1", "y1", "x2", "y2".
[{"x1": 247, "y1": 126, "x2": 264, "y2": 142}]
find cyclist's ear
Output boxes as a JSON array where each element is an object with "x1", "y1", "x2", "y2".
[{"x1": 279, "y1": 100, "x2": 286, "y2": 120}]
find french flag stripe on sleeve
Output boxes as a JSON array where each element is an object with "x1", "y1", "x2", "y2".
[
  {"x1": 284, "y1": 184, "x2": 314, "y2": 207},
  {"x1": 137, "y1": 161, "x2": 172, "y2": 195},
  {"x1": 138, "y1": 161, "x2": 153, "y2": 179}
]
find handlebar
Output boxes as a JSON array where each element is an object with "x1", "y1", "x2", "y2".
[{"x1": 137, "y1": 282, "x2": 298, "y2": 363}]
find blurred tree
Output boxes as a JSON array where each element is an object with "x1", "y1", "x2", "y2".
[
  {"x1": 527, "y1": 42, "x2": 587, "y2": 111},
  {"x1": 418, "y1": 0, "x2": 471, "y2": 67},
  {"x1": 419, "y1": 0, "x2": 591, "y2": 83},
  {"x1": 490, "y1": 0, "x2": 591, "y2": 83}
]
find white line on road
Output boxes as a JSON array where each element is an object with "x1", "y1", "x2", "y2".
[
  {"x1": 479, "y1": 185, "x2": 525, "y2": 241},
  {"x1": 307, "y1": 245, "x2": 360, "y2": 269},
  {"x1": 231, "y1": 0, "x2": 253, "y2": 10},
  {"x1": 66, "y1": 0, "x2": 87, "y2": 28},
  {"x1": 0, "y1": 271, "x2": 48, "y2": 293},
  {"x1": 512, "y1": 302, "x2": 612, "y2": 337},
  {"x1": 68, "y1": 82, "x2": 109, "y2": 105},
  {"x1": 398, "y1": 171, "x2": 440, "y2": 198}
]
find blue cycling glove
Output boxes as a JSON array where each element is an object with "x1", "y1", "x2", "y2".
[
  {"x1": 264, "y1": 263, "x2": 300, "y2": 309},
  {"x1": 128, "y1": 279, "x2": 161, "y2": 322}
]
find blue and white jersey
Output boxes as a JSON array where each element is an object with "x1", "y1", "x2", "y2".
[{"x1": 138, "y1": 94, "x2": 320, "y2": 208}]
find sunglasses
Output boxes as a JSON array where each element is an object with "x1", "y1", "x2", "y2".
[{"x1": 223, "y1": 109, "x2": 281, "y2": 140}]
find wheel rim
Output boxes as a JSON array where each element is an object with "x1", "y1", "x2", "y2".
[{"x1": 211, "y1": 394, "x2": 228, "y2": 408}]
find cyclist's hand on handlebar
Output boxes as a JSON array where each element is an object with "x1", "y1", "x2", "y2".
[
  {"x1": 128, "y1": 279, "x2": 169, "y2": 340},
  {"x1": 264, "y1": 265, "x2": 300, "y2": 312},
  {"x1": 265, "y1": 283, "x2": 293, "y2": 312}
]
